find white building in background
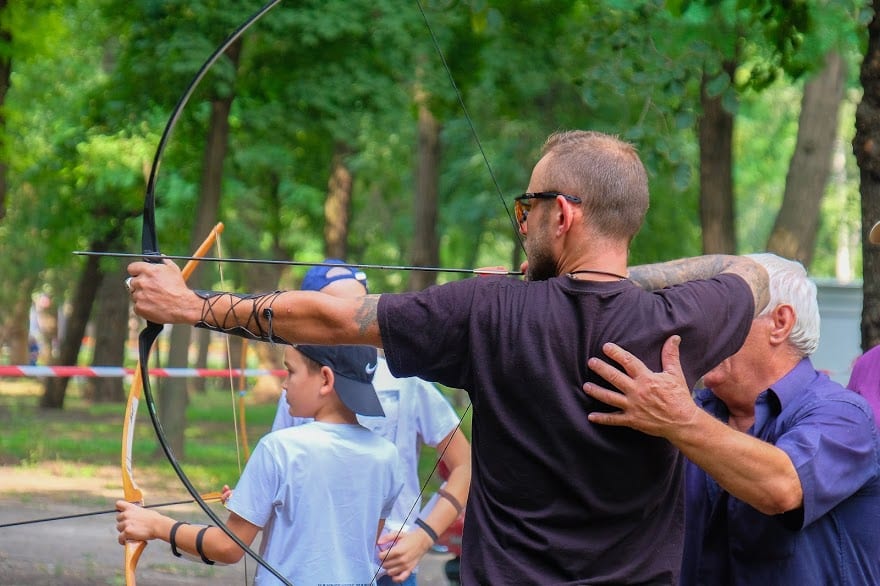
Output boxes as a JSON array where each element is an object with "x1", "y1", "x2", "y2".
[{"x1": 813, "y1": 280, "x2": 863, "y2": 385}]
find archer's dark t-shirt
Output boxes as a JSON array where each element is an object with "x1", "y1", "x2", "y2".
[{"x1": 379, "y1": 274, "x2": 754, "y2": 585}]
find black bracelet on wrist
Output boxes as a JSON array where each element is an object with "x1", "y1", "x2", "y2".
[
  {"x1": 414, "y1": 518, "x2": 438, "y2": 543},
  {"x1": 195, "y1": 525, "x2": 216, "y2": 565},
  {"x1": 169, "y1": 521, "x2": 189, "y2": 558}
]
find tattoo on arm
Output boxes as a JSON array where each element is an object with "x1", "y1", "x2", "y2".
[
  {"x1": 354, "y1": 295, "x2": 379, "y2": 337},
  {"x1": 739, "y1": 262, "x2": 770, "y2": 317},
  {"x1": 628, "y1": 257, "x2": 727, "y2": 291},
  {"x1": 629, "y1": 255, "x2": 769, "y2": 316}
]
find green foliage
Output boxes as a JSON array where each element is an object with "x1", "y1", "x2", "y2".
[
  {"x1": 0, "y1": 0, "x2": 123, "y2": 310},
  {"x1": 733, "y1": 81, "x2": 799, "y2": 250},
  {"x1": 0, "y1": 1, "x2": 871, "y2": 518},
  {"x1": 0, "y1": 0, "x2": 868, "y2": 331}
]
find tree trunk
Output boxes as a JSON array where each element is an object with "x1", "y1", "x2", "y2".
[
  {"x1": 40, "y1": 248, "x2": 104, "y2": 409},
  {"x1": 325, "y1": 142, "x2": 354, "y2": 260},
  {"x1": 253, "y1": 338, "x2": 284, "y2": 400},
  {"x1": 84, "y1": 263, "x2": 128, "y2": 402},
  {"x1": 0, "y1": 1, "x2": 10, "y2": 221},
  {"x1": 244, "y1": 176, "x2": 286, "y2": 400},
  {"x1": 767, "y1": 51, "x2": 846, "y2": 268},
  {"x1": 853, "y1": 0, "x2": 880, "y2": 350},
  {"x1": 228, "y1": 336, "x2": 245, "y2": 379},
  {"x1": 189, "y1": 99, "x2": 236, "y2": 395},
  {"x1": 249, "y1": 171, "x2": 287, "y2": 291},
  {"x1": 2, "y1": 277, "x2": 36, "y2": 365},
  {"x1": 155, "y1": 323, "x2": 190, "y2": 457},
  {"x1": 192, "y1": 328, "x2": 212, "y2": 394},
  {"x1": 698, "y1": 60, "x2": 737, "y2": 254},
  {"x1": 408, "y1": 95, "x2": 441, "y2": 292},
  {"x1": 0, "y1": 2, "x2": 15, "y2": 353},
  {"x1": 158, "y1": 39, "x2": 241, "y2": 455}
]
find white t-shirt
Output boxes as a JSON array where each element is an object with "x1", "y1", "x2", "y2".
[
  {"x1": 228, "y1": 421, "x2": 403, "y2": 585},
  {"x1": 272, "y1": 357, "x2": 460, "y2": 548}
]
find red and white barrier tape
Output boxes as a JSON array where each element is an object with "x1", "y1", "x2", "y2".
[{"x1": 0, "y1": 366, "x2": 286, "y2": 378}]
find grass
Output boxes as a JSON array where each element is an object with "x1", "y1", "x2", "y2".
[
  {"x1": 0, "y1": 378, "x2": 278, "y2": 492},
  {"x1": 0, "y1": 378, "x2": 472, "y2": 500}
]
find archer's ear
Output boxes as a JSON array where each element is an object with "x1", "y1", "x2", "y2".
[{"x1": 555, "y1": 195, "x2": 577, "y2": 236}]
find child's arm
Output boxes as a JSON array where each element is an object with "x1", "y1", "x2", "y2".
[
  {"x1": 377, "y1": 428, "x2": 470, "y2": 581},
  {"x1": 116, "y1": 500, "x2": 260, "y2": 564}
]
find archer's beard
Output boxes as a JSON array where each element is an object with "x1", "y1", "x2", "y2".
[{"x1": 525, "y1": 234, "x2": 558, "y2": 282}]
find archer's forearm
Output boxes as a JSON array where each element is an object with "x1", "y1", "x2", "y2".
[
  {"x1": 128, "y1": 259, "x2": 384, "y2": 346},
  {"x1": 191, "y1": 290, "x2": 384, "y2": 348},
  {"x1": 629, "y1": 255, "x2": 740, "y2": 289},
  {"x1": 628, "y1": 255, "x2": 768, "y2": 316}
]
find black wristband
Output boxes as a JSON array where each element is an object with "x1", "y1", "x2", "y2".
[
  {"x1": 414, "y1": 518, "x2": 438, "y2": 543},
  {"x1": 195, "y1": 525, "x2": 216, "y2": 565},
  {"x1": 169, "y1": 521, "x2": 189, "y2": 558},
  {"x1": 437, "y1": 488, "x2": 465, "y2": 516}
]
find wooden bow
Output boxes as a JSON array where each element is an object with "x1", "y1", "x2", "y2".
[
  {"x1": 121, "y1": 221, "x2": 224, "y2": 585},
  {"x1": 130, "y1": 0, "x2": 291, "y2": 583}
]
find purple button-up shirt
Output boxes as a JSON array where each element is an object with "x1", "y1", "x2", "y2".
[{"x1": 682, "y1": 358, "x2": 880, "y2": 586}]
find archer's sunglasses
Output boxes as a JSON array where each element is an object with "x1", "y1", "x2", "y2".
[{"x1": 514, "y1": 192, "x2": 583, "y2": 225}]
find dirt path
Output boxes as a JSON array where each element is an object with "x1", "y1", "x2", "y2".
[
  {"x1": 0, "y1": 466, "x2": 256, "y2": 585},
  {"x1": 0, "y1": 466, "x2": 452, "y2": 585}
]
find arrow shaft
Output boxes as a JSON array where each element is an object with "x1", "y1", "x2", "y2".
[{"x1": 74, "y1": 251, "x2": 522, "y2": 275}]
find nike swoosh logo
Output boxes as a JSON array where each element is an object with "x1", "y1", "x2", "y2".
[{"x1": 365, "y1": 362, "x2": 377, "y2": 375}]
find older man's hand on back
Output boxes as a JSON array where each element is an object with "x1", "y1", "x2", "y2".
[{"x1": 582, "y1": 335, "x2": 701, "y2": 441}]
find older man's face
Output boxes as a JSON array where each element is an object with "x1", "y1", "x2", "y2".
[{"x1": 702, "y1": 313, "x2": 774, "y2": 391}]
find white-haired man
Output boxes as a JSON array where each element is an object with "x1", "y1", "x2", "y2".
[{"x1": 584, "y1": 253, "x2": 880, "y2": 585}]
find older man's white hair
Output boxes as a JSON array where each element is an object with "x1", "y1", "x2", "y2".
[{"x1": 746, "y1": 253, "x2": 820, "y2": 357}]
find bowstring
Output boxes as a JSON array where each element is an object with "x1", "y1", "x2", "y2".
[
  {"x1": 414, "y1": 0, "x2": 526, "y2": 256},
  {"x1": 374, "y1": 3, "x2": 511, "y2": 581},
  {"x1": 215, "y1": 232, "x2": 250, "y2": 585},
  {"x1": 216, "y1": 233, "x2": 245, "y2": 475}
]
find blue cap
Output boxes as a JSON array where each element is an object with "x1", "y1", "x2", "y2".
[
  {"x1": 301, "y1": 259, "x2": 369, "y2": 293},
  {"x1": 295, "y1": 344, "x2": 383, "y2": 416}
]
